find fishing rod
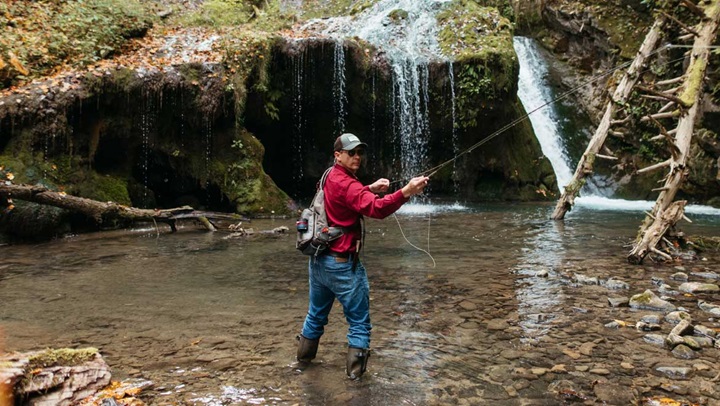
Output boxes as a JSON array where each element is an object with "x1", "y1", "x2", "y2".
[{"x1": 388, "y1": 43, "x2": 703, "y2": 186}]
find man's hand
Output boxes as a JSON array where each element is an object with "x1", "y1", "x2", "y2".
[
  {"x1": 368, "y1": 178, "x2": 390, "y2": 194},
  {"x1": 401, "y1": 176, "x2": 429, "y2": 198}
]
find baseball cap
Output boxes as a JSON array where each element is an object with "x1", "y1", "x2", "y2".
[{"x1": 334, "y1": 133, "x2": 367, "y2": 151}]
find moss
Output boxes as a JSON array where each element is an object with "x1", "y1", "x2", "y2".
[
  {"x1": 75, "y1": 173, "x2": 131, "y2": 206},
  {"x1": 679, "y1": 57, "x2": 707, "y2": 107},
  {"x1": 26, "y1": 348, "x2": 98, "y2": 370},
  {"x1": 630, "y1": 290, "x2": 654, "y2": 304},
  {"x1": 388, "y1": 9, "x2": 409, "y2": 23}
]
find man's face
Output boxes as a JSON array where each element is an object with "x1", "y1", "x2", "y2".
[{"x1": 334, "y1": 147, "x2": 365, "y2": 173}]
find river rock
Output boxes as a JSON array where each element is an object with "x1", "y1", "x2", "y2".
[
  {"x1": 574, "y1": 274, "x2": 599, "y2": 285},
  {"x1": 678, "y1": 282, "x2": 719, "y2": 293},
  {"x1": 635, "y1": 322, "x2": 660, "y2": 332},
  {"x1": 640, "y1": 314, "x2": 661, "y2": 324},
  {"x1": 643, "y1": 334, "x2": 665, "y2": 346},
  {"x1": 458, "y1": 300, "x2": 478, "y2": 311},
  {"x1": 671, "y1": 344, "x2": 698, "y2": 359},
  {"x1": 655, "y1": 366, "x2": 693, "y2": 379},
  {"x1": 603, "y1": 279, "x2": 629, "y2": 290},
  {"x1": 594, "y1": 382, "x2": 635, "y2": 404},
  {"x1": 536, "y1": 269, "x2": 549, "y2": 277},
  {"x1": 486, "y1": 318, "x2": 509, "y2": 330},
  {"x1": 664, "y1": 311, "x2": 691, "y2": 325},
  {"x1": 670, "y1": 272, "x2": 688, "y2": 281},
  {"x1": 629, "y1": 290, "x2": 676, "y2": 311},
  {"x1": 669, "y1": 318, "x2": 693, "y2": 336},
  {"x1": 607, "y1": 297, "x2": 629, "y2": 307},
  {"x1": 694, "y1": 324, "x2": 717, "y2": 338},
  {"x1": 690, "y1": 271, "x2": 719, "y2": 280},
  {"x1": 698, "y1": 300, "x2": 720, "y2": 316}
]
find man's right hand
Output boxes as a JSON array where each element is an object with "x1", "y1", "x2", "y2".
[{"x1": 401, "y1": 176, "x2": 429, "y2": 198}]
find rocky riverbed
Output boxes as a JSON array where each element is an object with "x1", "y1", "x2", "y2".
[{"x1": 1, "y1": 203, "x2": 719, "y2": 404}]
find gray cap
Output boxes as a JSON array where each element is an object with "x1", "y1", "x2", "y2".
[{"x1": 334, "y1": 133, "x2": 367, "y2": 151}]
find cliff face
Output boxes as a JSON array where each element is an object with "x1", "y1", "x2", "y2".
[{"x1": 527, "y1": 0, "x2": 720, "y2": 205}]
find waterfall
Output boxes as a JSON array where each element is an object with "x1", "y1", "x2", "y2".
[
  {"x1": 332, "y1": 41, "x2": 347, "y2": 134},
  {"x1": 514, "y1": 37, "x2": 574, "y2": 190},
  {"x1": 292, "y1": 49, "x2": 306, "y2": 197},
  {"x1": 514, "y1": 36, "x2": 720, "y2": 216},
  {"x1": 303, "y1": 0, "x2": 446, "y2": 180}
]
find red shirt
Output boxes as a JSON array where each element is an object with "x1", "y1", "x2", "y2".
[{"x1": 324, "y1": 164, "x2": 409, "y2": 254}]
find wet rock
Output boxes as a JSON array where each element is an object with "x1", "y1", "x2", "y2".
[
  {"x1": 561, "y1": 348, "x2": 581, "y2": 359},
  {"x1": 620, "y1": 362, "x2": 634, "y2": 371},
  {"x1": 655, "y1": 366, "x2": 694, "y2": 379},
  {"x1": 670, "y1": 272, "x2": 688, "y2": 281},
  {"x1": 690, "y1": 271, "x2": 720, "y2": 280},
  {"x1": 658, "y1": 284, "x2": 676, "y2": 294},
  {"x1": 629, "y1": 290, "x2": 676, "y2": 311},
  {"x1": 664, "y1": 311, "x2": 691, "y2": 325},
  {"x1": 488, "y1": 365, "x2": 514, "y2": 382},
  {"x1": 458, "y1": 300, "x2": 477, "y2": 311},
  {"x1": 603, "y1": 279, "x2": 629, "y2": 290},
  {"x1": 678, "y1": 282, "x2": 719, "y2": 293},
  {"x1": 694, "y1": 324, "x2": 717, "y2": 338},
  {"x1": 486, "y1": 318, "x2": 509, "y2": 331},
  {"x1": 692, "y1": 336, "x2": 714, "y2": 348},
  {"x1": 530, "y1": 367, "x2": 548, "y2": 376},
  {"x1": 499, "y1": 349, "x2": 523, "y2": 360},
  {"x1": 693, "y1": 362, "x2": 712, "y2": 372},
  {"x1": 651, "y1": 277, "x2": 664, "y2": 286},
  {"x1": 671, "y1": 344, "x2": 698, "y2": 359},
  {"x1": 579, "y1": 342, "x2": 595, "y2": 356},
  {"x1": 593, "y1": 382, "x2": 635, "y2": 404},
  {"x1": 670, "y1": 318, "x2": 693, "y2": 335},
  {"x1": 604, "y1": 320, "x2": 626, "y2": 329},
  {"x1": 683, "y1": 336, "x2": 703, "y2": 350},
  {"x1": 641, "y1": 314, "x2": 661, "y2": 324},
  {"x1": 635, "y1": 322, "x2": 661, "y2": 332},
  {"x1": 589, "y1": 368, "x2": 610, "y2": 375},
  {"x1": 698, "y1": 300, "x2": 720, "y2": 316},
  {"x1": 459, "y1": 321, "x2": 480, "y2": 329},
  {"x1": 643, "y1": 334, "x2": 665, "y2": 346},
  {"x1": 575, "y1": 366, "x2": 589, "y2": 372},
  {"x1": 550, "y1": 364, "x2": 566, "y2": 373},
  {"x1": 535, "y1": 269, "x2": 548, "y2": 277},
  {"x1": 573, "y1": 274, "x2": 599, "y2": 285},
  {"x1": 607, "y1": 297, "x2": 629, "y2": 307}
]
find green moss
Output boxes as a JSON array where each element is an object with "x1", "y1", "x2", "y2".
[
  {"x1": 630, "y1": 290, "x2": 654, "y2": 304},
  {"x1": 388, "y1": 9, "x2": 409, "y2": 23},
  {"x1": 75, "y1": 173, "x2": 131, "y2": 205},
  {"x1": 26, "y1": 348, "x2": 98, "y2": 370}
]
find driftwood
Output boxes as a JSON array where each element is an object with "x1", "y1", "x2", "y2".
[
  {"x1": 628, "y1": 201, "x2": 688, "y2": 264},
  {"x1": 551, "y1": 16, "x2": 667, "y2": 220},
  {"x1": 0, "y1": 348, "x2": 111, "y2": 406},
  {"x1": 0, "y1": 183, "x2": 244, "y2": 232},
  {"x1": 629, "y1": 0, "x2": 720, "y2": 263}
]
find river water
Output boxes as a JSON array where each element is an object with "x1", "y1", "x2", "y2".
[{"x1": 2, "y1": 203, "x2": 720, "y2": 404}]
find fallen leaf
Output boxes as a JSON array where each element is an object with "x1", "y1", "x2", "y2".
[{"x1": 8, "y1": 51, "x2": 29, "y2": 76}]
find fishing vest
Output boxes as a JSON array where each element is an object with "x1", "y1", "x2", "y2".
[{"x1": 296, "y1": 167, "x2": 350, "y2": 256}]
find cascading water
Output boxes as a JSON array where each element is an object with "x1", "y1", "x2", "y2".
[
  {"x1": 304, "y1": 0, "x2": 446, "y2": 180},
  {"x1": 332, "y1": 41, "x2": 347, "y2": 134},
  {"x1": 292, "y1": 49, "x2": 306, "y2": 197},
  {"x1": 514, "y1": 36, "x2": 720, "y2": 216}
]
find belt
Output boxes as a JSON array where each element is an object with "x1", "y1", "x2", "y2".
[{"x1": 325, "y1": 250, "x2": 351, "y2": 259}]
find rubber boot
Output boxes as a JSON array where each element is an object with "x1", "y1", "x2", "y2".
[
  {"x1": 296, "y1": 335, "x2": 319, "y2": 363},
  {"x1": 346, "y1": 347, "x2": 370, "y2": 379}
]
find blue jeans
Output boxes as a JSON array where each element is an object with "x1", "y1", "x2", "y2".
[{"x1": 301, "y1": 254, "x2": 371, "y2": 349}]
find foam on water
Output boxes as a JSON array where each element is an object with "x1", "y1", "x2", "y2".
[{"x1": 397, "y1": 201, "x2": 468, "y2": 215}]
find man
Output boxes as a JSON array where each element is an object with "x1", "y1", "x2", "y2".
[{"x1": 296, "y1": 133, "x2": 429, "y2": 379}]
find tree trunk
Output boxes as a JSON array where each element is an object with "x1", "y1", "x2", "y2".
[
  {"x1": 551, "y1": 16, "x2": 667, "y2": 220},
  {"x1": 628, "y1": 0, "x2": 720, "y2": 263},
  {"x1": 0, "y1": 183, "x2": 244, "y2": 232}
]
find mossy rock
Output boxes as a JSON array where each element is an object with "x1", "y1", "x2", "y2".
[
  {"x1": 26, "y1": 348, "x2": 99, "y2": 370},
  {"x1": 388, "y1": 9, "x2": 409, "y2": 23}
]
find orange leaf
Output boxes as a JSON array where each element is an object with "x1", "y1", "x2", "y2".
[
  {"x1": 0, "y1": 56, "x2": 6, "y2": 70},
  {"x1": 8, "y1": 52, "x2": 29, "y2": 76}
]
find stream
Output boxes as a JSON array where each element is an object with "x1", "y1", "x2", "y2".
[{"x1": 2, "y1": 203, "x2": 720, "y2": 404}]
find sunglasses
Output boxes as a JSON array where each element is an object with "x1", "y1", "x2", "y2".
[{"x1": 346, "y1": 149, "x2": 365, "y2": 157}]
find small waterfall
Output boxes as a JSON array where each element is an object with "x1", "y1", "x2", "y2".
[
  {"x1": 292, "y1": 48, "x2": 306, "y2": 197},
  {"x1": 332, "y1": 41, "x2": 347, "y2": 134},
  {"x1": 304, "y1": 0, "x2": 446, "y2": 180},
  {"x1": 448, "y1": 61, "x2": 458, "y2": 194},
  {"x1": 515, "y1": 36, "x2": 720, "y2": 216},
  {"x1": 514, "y1": 37, "x2": 574, "y2": 190}
]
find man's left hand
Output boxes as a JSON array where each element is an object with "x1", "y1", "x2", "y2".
[{"x1": 368, "y1": 178, "x2": 390, "y2": 194}]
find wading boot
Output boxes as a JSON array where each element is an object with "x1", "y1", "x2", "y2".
[
  {"x1": 346, "y1": 347, "x2": 370, "y2": 380},
  {"x1": 296, "y1": 335, "x2": 319, "y2": 363}
]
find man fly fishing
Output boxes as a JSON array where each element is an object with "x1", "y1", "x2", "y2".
[{"x1": 296, "y1": 133, "x2": 429, "y2": 379}]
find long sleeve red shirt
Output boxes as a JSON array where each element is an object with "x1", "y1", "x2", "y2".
[{"x1": 324, "y1": 164, "x2": 409, "y2": 254}]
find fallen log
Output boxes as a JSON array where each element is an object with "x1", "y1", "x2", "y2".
[
  {"x1": 0, "y1": 183, "x2": 245, "y2": 232},
  {"x1": 628, "y1": 201, "x2": 687, "y2": 264},
  {"x1": 0, "y1": 348, "x2": 111, "y2": 406}
]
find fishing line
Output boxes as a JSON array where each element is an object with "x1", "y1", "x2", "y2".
[{"x1": 393, "y1": 212, "x2": 436, "y2": 267}]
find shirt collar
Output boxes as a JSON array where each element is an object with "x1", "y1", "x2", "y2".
[{"x1": 333, "y1": 162, "x2": 358, "y2": 179}]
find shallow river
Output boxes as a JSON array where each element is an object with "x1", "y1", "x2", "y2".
[{"x1": 2, "y1": 202, "x2": 720, "y2": 405}]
